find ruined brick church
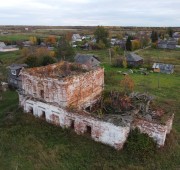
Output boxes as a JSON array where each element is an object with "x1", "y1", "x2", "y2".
[{"x1": 18, "y1": 61, "x2": 173, "y2": 150}]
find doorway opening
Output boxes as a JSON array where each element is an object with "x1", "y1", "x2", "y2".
[
  {"x1": 85, "y1": 125, "x2": 92, "y2": 136},
  {"x1": 70, "y1": 120, "x2": 75, "y2": 129},
  {"x1": 29, "y1": 107, "x2": 33, "y2": 115},
  {"x1": 40, "y1": 111, "x2": 46, "y2": 120}
]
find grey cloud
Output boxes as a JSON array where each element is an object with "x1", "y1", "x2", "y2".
[{"x1": 0, "y1": 0, "x2": 179, "y2": 26}]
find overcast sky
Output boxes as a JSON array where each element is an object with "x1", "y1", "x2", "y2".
[{"x1": 0, "y1": 0, "x2": 179, "y2": 26}]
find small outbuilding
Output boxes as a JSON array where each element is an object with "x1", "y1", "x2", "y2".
[
  {"x1": 8, "y1": 64, "x2": 28, "y2": 89},
  {"x1": 125, "y1": 52, "x2": 143, "y2": 67},
  {"x1": 75, "y1": 54, "x2": 100, "y2": 69},
  {"x1": 152, "y1": 63, "x2": 174, "y2": 74},
  {"x1": 0, "y1": 42, "x2": 19, "y2": 52},
  {"x1": 158, "y1": 39, "x2": 177, "y2": 49}
]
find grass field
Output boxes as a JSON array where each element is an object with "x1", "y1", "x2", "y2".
[
  {"x1": 0, "y1": 51, "x2": 23, "y2": 81},
  {"x1": 137, "y1": 48, "x2": 180, "y2": 73},
  {"x1": 0, "y1": 90, "x2": 179, "y2": 170},
  {"x1": 0, "y1": 33, "x2": 58, "y2": 43},
  {"x1": 0, "y1": 34, "x2": 30, "y2": 42},
  {"x1": 0, "y1": 46, "x2": 180, "y2": 169}
]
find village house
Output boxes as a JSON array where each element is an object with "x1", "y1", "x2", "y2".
[
  {"x1": 114, "y1": 39, "x2": 126, "y2": 49},
  {"x1": 75, "y1": 54, "x2": 100, "y2": 69},
  {"x1": 110, "y1": 38, "x2": 117, "y2": 46},
  {"x1": 72, "y1": 34, "x2": 82, "y2": 42},
  {"x1": 0, "y1": 42, "x2": 19, "y2": 52},
  {"x1": 152, "y1": 63, "x2": 174, "y2": 74},
  {"x1": 18, "y1": 62, "x2": 174, "y2": 150},
  {"x1": 82, "y1": 35, "x2": 91, "y2": 40},
  {"x1": 8, "y1": 64, "x2": 28, "y2": 89},
  {"x1": 0, "y1": 42, "x2": 6, "y2": 48},
  {"x1": 23, "y1": 41, "x2": 33, "y2": 47},
  {"x1": 173, "y1": 32, "x2": 180, "y2": 41},
  {"x1": 126, "y1": 52, "x2": 143, "y2": 67},
  {"x1": 158, "y1": 39, "x2": 177, "y2": 49}
]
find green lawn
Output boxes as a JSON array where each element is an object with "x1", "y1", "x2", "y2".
[
  {"x1": 137, "y1": 48, "x2": 180, "y2": 64},
  {"x1": 0, "y1": 51, "x2": 22, "y2": 65},
  {"x1": 0, "y1": 50, "x2": 23, "y2": 81},
  {"x1": 0, "y1": 90, "x2": 180, "y2": 170}
]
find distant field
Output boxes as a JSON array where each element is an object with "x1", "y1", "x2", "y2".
[
  {"x1": 0, "y1": 34, "x2": 30, "y2": 41},
  {"x1": 0, "y1": 33, "x2": 57, "y2": 42}
]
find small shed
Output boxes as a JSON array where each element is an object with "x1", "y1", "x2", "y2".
[
  {"x1": 158, "y1": 39, "x2": 177, "y2": 49},
  {"x1": 152, "y1": 63, "x2": 174, "y2": 74},
  {"x1": 158, "y1": 40, "x2": 167, "y2": 49},
  {"x1": 0, "y1": 42, "x2": 6, "y2": 49},
  {"x1": 75, "y1": 54, "x2": 100, "y2": 69},
  {"x1": 167, "y1": 40, "x2": 177, "y2": 49},
  {"x1": 8, "y1": 64, "x2": 28, "y2": 89},
  {"x1": 126, "y1": 53, "x2": 143, "y2": 67}
]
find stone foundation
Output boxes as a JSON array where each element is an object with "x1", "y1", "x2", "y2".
[{"x1": 19, "y1": 96, "x2": 130, "y2": 150}]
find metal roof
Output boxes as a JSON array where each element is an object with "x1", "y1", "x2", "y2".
[
  {"x1": 126, "y1": 52, "x2": 143, "y2": 62},
  {"x1": 75, "y1": 54, "x2": 100, "y2": 67},
  {"x1": 152, "y1": 63, "x2": 174, "y2": 70},
  {"x1": 8, "y1": 64, "x2": 28, "y2": 70}
]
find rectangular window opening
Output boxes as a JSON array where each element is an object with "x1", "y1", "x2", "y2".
[
  {"x1": 85, "y1": 106, "x2": 91, "y2": 112},
  {"x1": 40, "y1": 90, "x2": 44, "y2": 99},
  {"x1": 70, "y1": 120, "x2": 75, "y2": 129}
]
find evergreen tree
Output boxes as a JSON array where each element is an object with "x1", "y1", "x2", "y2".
[
  {"x1": 126, "y1": 36, "x2": 132, "y2": 51},
  {"x1": 25, "y1": 56, "x2": 39, "y2": 68},
  {"x1": 37, "y1": 37, "x2": 41, "y2": 45},
  {"x1": 167, "y1": 27, "x2": 173, "y2": 38},
  {"x1": 151, "y1": 30, "x2": 158, "y2": 43},
  {"x1": 41, "y1": 56, "x2": 56, "y2": 66}
]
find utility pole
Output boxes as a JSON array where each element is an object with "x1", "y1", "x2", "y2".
[
  {"x1": 124, "y1": 42, "x2": 127, "y2": 59},
  {"x1": 109, "y1": 48, "x2": 112, "y2": 65},
  {"x1": 157, "y1": 55, "x2": 160, "y2": 88}
]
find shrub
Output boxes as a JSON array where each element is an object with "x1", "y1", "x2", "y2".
[
  {"x1": 96, "y1": 40, "x2": 106, "y2": 49},
  {"x1": 41, "y1": 56, "x2": 57, "y2": 66},
  {"x1": 125, "y1": 128, "x2": 156, "y2": 161},
  {"x1": 25, "y1": 56, "x2": 39, "y2": 68},
  {"x1": 151, "y1": 42, "x2": 157, "y2": 49},
  {"x1": 113, "y1": 57, "x2": 123, "y2": 67}
]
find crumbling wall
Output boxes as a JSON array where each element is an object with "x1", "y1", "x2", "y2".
[
  {"x1": 91, "y1": 122, "x2": 130, "y2": 150},
  {"x1": 166, "y1": 114, "x2": 174, "y2": 134},
  {"x1": 66, "y1": 68, "x2": 104, "y2": 108},
  {"x1": 20, "y1": 97, "x2": 129, "y2": 150},
  {"x1": 21, "y1": 67, "x2": 104, "y2": 109},
  {"x1": 132, "y1": 118, "x2": 170, "y2": 146}
]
